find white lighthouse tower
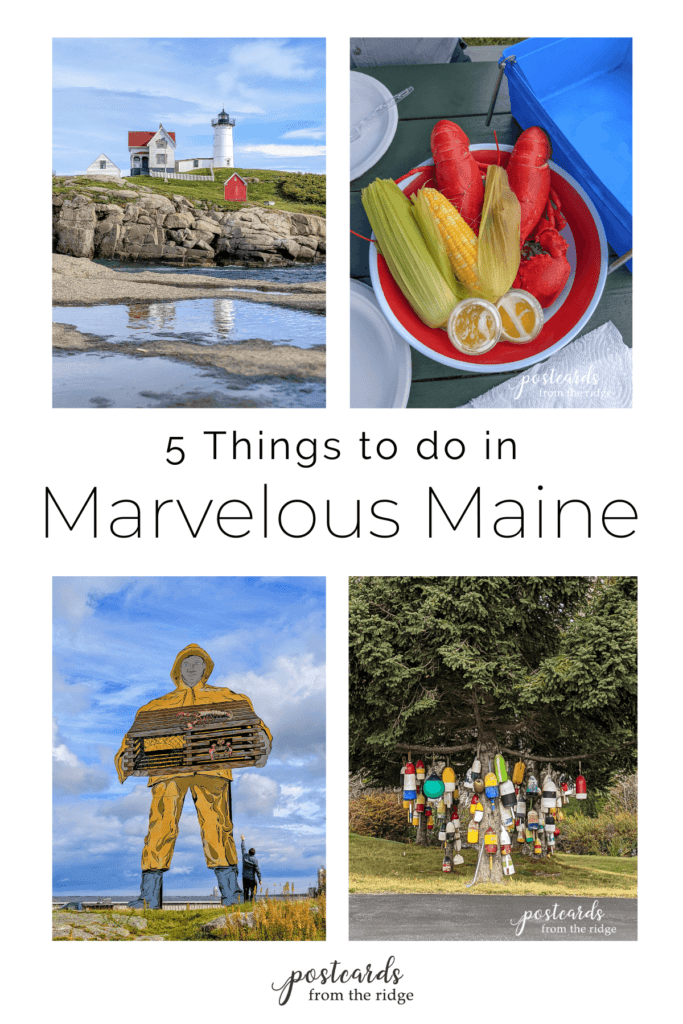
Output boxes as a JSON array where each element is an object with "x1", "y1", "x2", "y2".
[{"x1": 212, "y1": 108, "x2": 235, "y2": 168}]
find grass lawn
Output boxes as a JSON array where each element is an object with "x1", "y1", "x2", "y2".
[
  {"x1": 54, "y1": 896, "x2": 325, "y2": 941},
  {"x1": 349, "y1": 834, "x2": 637, "y2": 898},
  {"x1": 53, "y1": 167, "x2": 325, "y2": 218}
]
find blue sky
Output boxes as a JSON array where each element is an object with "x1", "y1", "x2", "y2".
[
  {"x1": 53, "y1": 576, "x2": 326, "y2": 896},
  {"x1": 52, "y1": 38, "x2": 326, "y2": 175}
]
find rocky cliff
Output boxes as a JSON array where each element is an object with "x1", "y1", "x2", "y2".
[{"x1": 52, "y1": 177, "x2": 326, "y2": 266}]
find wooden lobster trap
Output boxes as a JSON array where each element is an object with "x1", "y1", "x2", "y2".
[{"x1": 120, "y1": 700, "x2": 267, "y2": 780}]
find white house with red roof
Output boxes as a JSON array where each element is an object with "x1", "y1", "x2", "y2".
[{"x1": 128, "y1": 123, "x2": 176, "y2": 176}]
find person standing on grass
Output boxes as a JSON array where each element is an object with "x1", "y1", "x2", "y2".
[{"x1": 240, "y1": 834, "x2": 262, "y2": 902}]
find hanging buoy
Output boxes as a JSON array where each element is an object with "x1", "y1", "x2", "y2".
[
  {"x1": 515, "y1": 791, "x2": 527, "y2": 818},
  {"x1": 484, "y1": 772, "x2": 499, "y2": 800},
  {"x1": 527, "y1": 809, "x2": 539, "y2": 830},
  {"x1": 526, "y1": 774, "x2": 539, "y2": 794},
  {"x1": 525, "y1": 828, "x2": 533, "y2": 845},
  {"x1": 416, "y1": 759, "x2": 426, "y2": 784},
  {"x1": 423, "y1": 770, "x2": 445, "y2": 800},
  {"x1": 541, "y1": 776, "x2": 558, "y2": 811},
  {"x1": 499, "y1": 779, "x2": 516, "y2": 807},
  {"x1": 439, "y1": 822, "x2": 447, "y2": 842},
  {"x1": 512, "y1": 760, "x2": 526, "y2": 784},
  {"x1": 473, "y1": 777, "x2": 485, "y2": 795},
  {"x1": 471, "y1": 758, "x2": 482, "y2": 781},
  {"x1": 442, "y1": 766, "x2": 456, "y2": 807},
  {"x1": 412, "y1": 812, "x2": 418, "y2": 827},
  {"x1": 437, "y1": 797, "x2": 446, "y2": 817},
  {"x1": 547, "y1": 833, "x2": 555, "y2": 854},
  {"x1": 442, "y1": 853, "x2": 452, "y2": 872},
  {"x1": 494, "y1": 754, "x2": 509, "y2": 784},
  {"x1": 533, "y1": 834, "x2": 542, "y2": 856},
  {"x1": 575, "y1": 773, "x2": 587, "y2": 800},
  {"x1": 484, "y1": 827, "x2": 498, "y2": 871},
  {"x1": 467, "y1": 821, "x2": 479, "y2": 844},
  {"x1": 472, "y1": 798, "x2": 484, "y2": 823},
  {"x1": 416, "y1": 794, "x2": 425, "y2": 816},
  {"x1": 446, "y1": 820, "x2": 455, "y2": 843},
  {"x1": 517, "y1": 824, "x2": 526, "y2": 843},
  {"x1": 502, "y1": 853, "x2": 515, "y2": 876},
  {"x1": 500, "y1": 803, "x2": 514, "y2": 830},
  {"x1": 500, "y1": 827, "x2": 512, "y2": 855},
  {"x1": 544, "y1": 813, "x2": 555, "y2": 835},
  {"x1": 464, "y1": 768, "x2": 474, "y2": 790},
  {"x1": 403, "y1": 762, "x2": 417, "y2": 801}
]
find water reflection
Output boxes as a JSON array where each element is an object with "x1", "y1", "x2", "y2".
[
  {"x1": 54, "y1": 296, "x2": 325, "y2": 348},
  {"x1": 127, "y1": 302, "x2": 177, "y2": 331},
  {"x1": 214, "y1": 298, "x2": 236, "y2": 337}
]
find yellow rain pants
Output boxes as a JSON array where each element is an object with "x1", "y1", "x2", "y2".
[{"x1": 141, "y1": 774, "x2": 237, "y2": 871}]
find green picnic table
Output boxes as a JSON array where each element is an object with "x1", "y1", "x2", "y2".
[{"x1": 350, "y1": 62, "x2": 632, "y2": 408}]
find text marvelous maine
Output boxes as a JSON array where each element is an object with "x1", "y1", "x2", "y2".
[{"x1": 44, "y1": 485, "x2": 637, "y2": 540}]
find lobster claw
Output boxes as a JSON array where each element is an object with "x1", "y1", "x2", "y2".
[
  {"x1": 534, "y1": 223, "x2": 568, "y2": 259},
  {"x1": 512, "y1": 222, "x2": 571, "y2": 309}
]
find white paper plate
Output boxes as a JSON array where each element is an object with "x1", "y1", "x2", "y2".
[
  {"x1": 350, "y1": 71, "x2": 399, "y2": 181},
  {"x1": 350, "y1": 279, "x2": 411, "y2": 408}
]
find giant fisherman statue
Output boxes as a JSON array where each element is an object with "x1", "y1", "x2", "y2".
[{"x1": 115, "y1": 643, "x2": 272, "y2": 909}]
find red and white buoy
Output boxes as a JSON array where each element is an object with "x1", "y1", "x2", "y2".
[{"x1": 576, "y1": 773, "x2": 587, "y2": 800}]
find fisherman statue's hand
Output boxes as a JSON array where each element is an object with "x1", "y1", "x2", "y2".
[{"x1": 241, "y1": 834, "x2": 245, "y2": 840}]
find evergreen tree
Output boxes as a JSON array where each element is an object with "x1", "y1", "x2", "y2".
[{"x1": 349, "y1": 576, "x2": 637, "y2": 881}]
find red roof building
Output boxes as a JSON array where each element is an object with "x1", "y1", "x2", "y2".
[
  {"x1": 128, "y1": 124, "x2": 176, "y2": 176},
  {"x1": 128, "y1": 131, "x2": 176, "y2": 147},
  {"x1": 224, "y1": 173, "x2": 247, "y2": 202}
]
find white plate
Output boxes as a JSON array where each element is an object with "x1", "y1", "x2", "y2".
[
  {"x1": 350, "y1": 279, "x2": 411, "y2": 408},
  {"x1": 350, "y1": 71, "x2": 399, "y2": 181}
]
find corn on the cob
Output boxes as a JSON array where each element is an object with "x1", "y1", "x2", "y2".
[
  {"x1": 361, "y1": 179, "x2": 459, "y2": 330},
  {"x1": 414, "y1": 187, "x2": 480, "y2": 290}
]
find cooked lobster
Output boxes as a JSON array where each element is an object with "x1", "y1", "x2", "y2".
[
  {"x1": 507, "y1": 126, "x2": 570, "y2": 307},
  {"x1": 430, "y1": 120, "x2": 485, "y2": 231}
]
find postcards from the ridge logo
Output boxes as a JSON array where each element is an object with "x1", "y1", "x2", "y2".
[
  {"x1": 511, "y1": 899, "x2": 616, "y2": 937},
  {"x1": 510, "y1": 365, "x2": 604, "y2": 400}
]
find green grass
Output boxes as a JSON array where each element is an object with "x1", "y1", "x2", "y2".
[
  {"x1": 53, "y1": 897, "x2": 325, "y2": 941},
  {"x1": 349, "y1": 833, "x2": 637, "y2": 897},
  {"x1": 463, "y1": 38, "x2": 528, "y2": 47},
  {"x1": 52, "y1": 167, "x2": 325, "y2": 218}
]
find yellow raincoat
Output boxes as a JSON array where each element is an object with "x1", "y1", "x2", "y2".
[{"x1": 115, "y1": 643, "x2": 272, "y2": 870}]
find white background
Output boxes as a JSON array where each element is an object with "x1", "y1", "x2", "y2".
[{"x1": 3, "y1": 2, "x2": 679, "y2": 1019}]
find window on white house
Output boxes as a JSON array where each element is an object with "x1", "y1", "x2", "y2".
[
  {"x1": 156, "y1": 155, "x2": 165, "y2": 165},
  {"x1": 100, "y1": 161, "x2": 107, "y2": 169},
  {"x1": 227, "y1": 159, "x2": 231, "y2": 166},
  {"x1": 193, "y1": 160, "x2": 199, "y2": 168}
]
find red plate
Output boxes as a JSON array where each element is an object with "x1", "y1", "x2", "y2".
[{"x1": 369, "y1": 144, "x2": 608, "y2": 372}]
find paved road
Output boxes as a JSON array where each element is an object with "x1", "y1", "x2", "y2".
[{"x1": 349, "y1": 895, "x2": 637, "y2": 941}]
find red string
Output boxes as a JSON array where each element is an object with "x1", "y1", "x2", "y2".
[{"x1": 350, "y1": 229, "x2": 378, "y2": 245}]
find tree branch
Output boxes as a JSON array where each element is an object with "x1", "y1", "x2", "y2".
[
  {"x1": 395, "y1": 743, "x2": 475, "y2": 755},
  {"x1": 498, "y1": 740, "x2": 637, "y2": 763}
]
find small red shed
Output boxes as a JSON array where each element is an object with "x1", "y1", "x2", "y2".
[{"x1": 224, "y1": 173, "x2": 248, "y2": 202}]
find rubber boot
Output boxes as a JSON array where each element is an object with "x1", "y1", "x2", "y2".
[
  {"x1": 128, "y1": 869, "x2": 164, "y2": 909},
  {"x1": 214, "y1": 865, "x2": 242, "y2": 906}
]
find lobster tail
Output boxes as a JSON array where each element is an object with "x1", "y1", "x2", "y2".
[
  {"x1": 430, "y1": 120, "x2": 485, "y2": 232},
  {"x1": 507, "y1": 126, "x2": 552, "y2": 244}
]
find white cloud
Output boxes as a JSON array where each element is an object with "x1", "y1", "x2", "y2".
[
  {"x1": 53, "y1": 720, "x2": 110, "y2": 795},
  {"x1": 281, "y1": 129, "x2": 325, "y2": 140},
  {"x1": 233, "y1": 774, "x2": 280, "y2": 818},
  {"x1": 237, "y1": 144, "x2": 326, "y2": 158},
  {"x1": 53, "y1": 578, "x2": 133, "y2": 627}
]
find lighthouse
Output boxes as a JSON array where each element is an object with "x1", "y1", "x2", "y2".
[{"x1": 212, "y1": 108, "x2": 235, "y2": 169}]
